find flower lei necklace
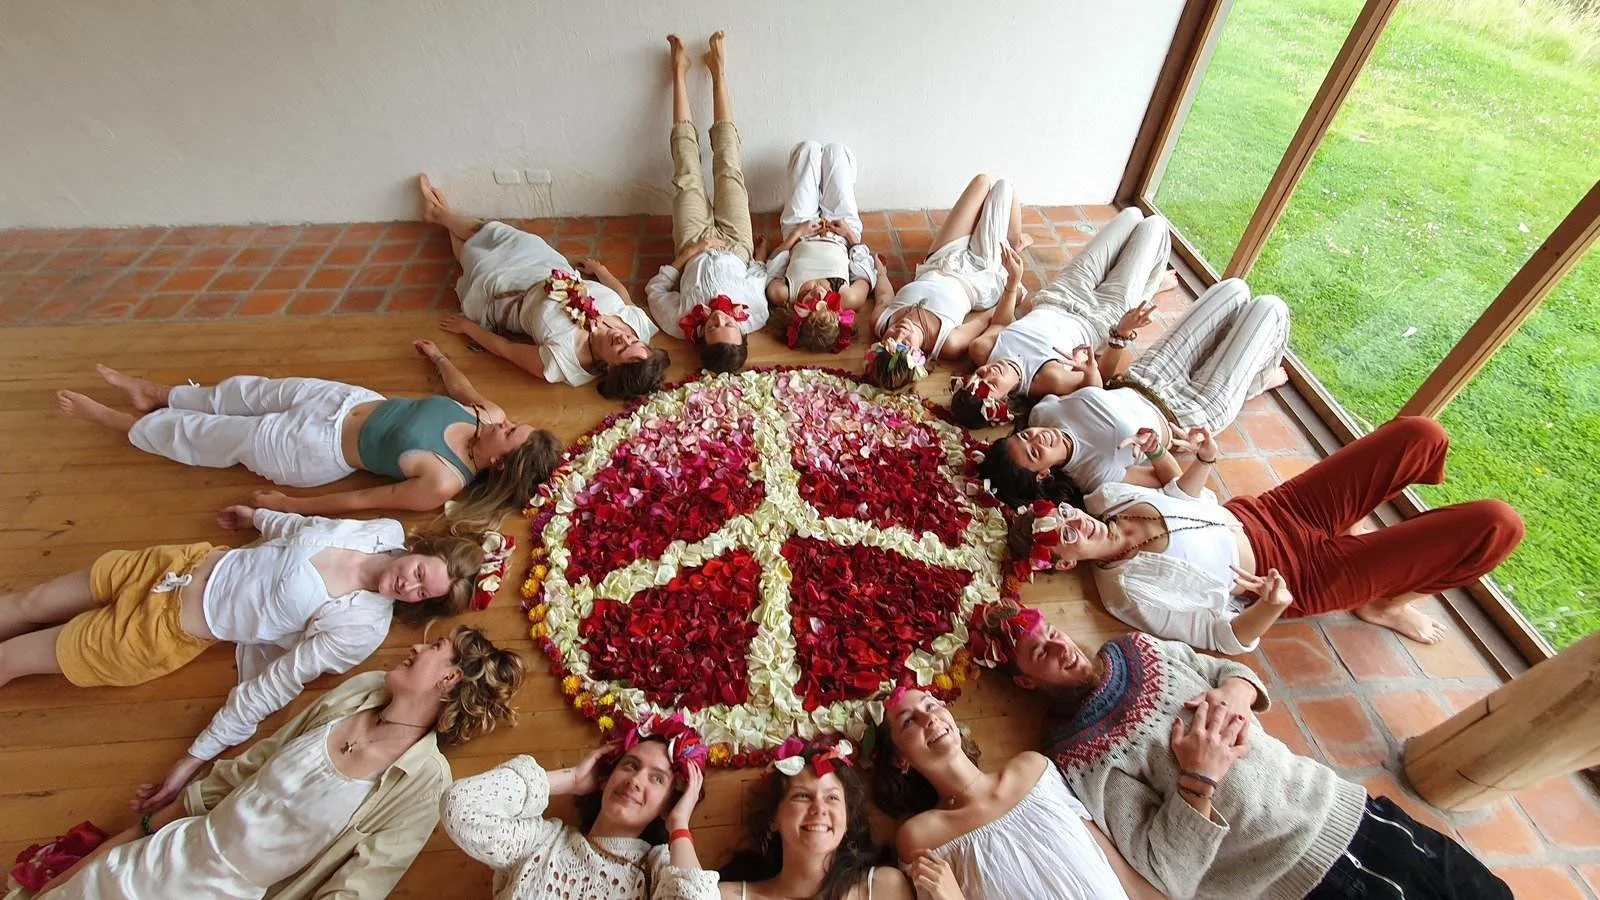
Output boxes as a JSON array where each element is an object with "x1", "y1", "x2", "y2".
[
  {"x1": 786, "y1": 290, "x2": 856, "y2": 353},
  {"x1": 678, "y1": 294, "x2": 748, "y2": 342},
  {"x1": 547, "y1": 269, "x2": 600, "y2": 328},
  {"x1": 949, "y1": 373, "x2": 1012, "y2": 424}
]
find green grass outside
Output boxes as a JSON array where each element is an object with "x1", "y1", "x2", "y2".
[{"x1": 1154, "y1": 0, "x2": 1600, "y2": 647}]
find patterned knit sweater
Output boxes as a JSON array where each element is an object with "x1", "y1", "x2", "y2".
[{"x1": 1041, "y1": 634, "x2": 1366, "y2": 900}]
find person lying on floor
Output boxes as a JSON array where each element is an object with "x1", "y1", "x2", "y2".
[
  {"x1": 34, "y1": 628, "x2": 523, "y2": 899},
  {"x1": 56, "y1": 343, "x2": 559, "y2": 523},
  {"x1": 643, "y1": 31, "x2": 769, "y2": 374},
  {"x1": 419, "y1": 174, "x2": 668, "y2": 399},
  {"x1": 1007, "y1": 416, "x2": 1523, "y2": 650},
  {"x1": 0, "y1": 503, "x2": 493, "y2": 812},
  {"x1": 981, "y1": 601, "x2": 1513, "y2": 900}
]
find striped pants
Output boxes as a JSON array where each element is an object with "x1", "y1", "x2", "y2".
[
  {"x1": 1123, "y1": 277, "x2": 1290, "y2": 433},
  {"x1": 1030, "y1": 206, "x2": 1171, "y2": 341}
]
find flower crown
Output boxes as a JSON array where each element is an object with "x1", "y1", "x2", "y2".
[
  {"x1": 678, "y1": 294, "x2": 749, "y2": 343},
  {"x1": 966, "y1": 601, "x2": 1045, "y2": 668},
  {"x1": 1010, "y1": 499, "x2": 1087, "y2": 582},
  {"x1": 864, "y1": 340, "x2": 928, "y2": 380},
  {"x1": 547, "y1": 270, "x2": 598, "y2": 327},
  {"x1": 772, "y1": 735, "x2": 854, "y2": 778},
  {"x1": 949, "y1": 373, "x2": 1012, "y2": 424},
  {"x1": 470, "y1": 530, "x2": 516, "y2": 611},
  {"x1": 617, "y1": 713, "x2": 708, "y2": 779},
  {"x1": 786, "y1": 290, "x2": 856, "y2": 353}
]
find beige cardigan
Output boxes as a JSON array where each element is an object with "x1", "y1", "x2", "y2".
[{"x1": 180, "y1": 670, "x2": 451, "y2": 899}]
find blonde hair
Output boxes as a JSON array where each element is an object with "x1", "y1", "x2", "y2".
[
  {"x1": 773, "y1": 303, "x2": 845, "y2": 354},
  {"x1": 393, "y1": 531, "x2": 486, "y2": 626},
  {"x1": 448, "y1": 430, "x2": 562, "y2": 535},
  {"x1": 437, "y1": 626, "x2": 526, "y2": 746}
]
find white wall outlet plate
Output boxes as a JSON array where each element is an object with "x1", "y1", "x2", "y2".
[
  {"x1": 493, "y1": 169, "x2": 524, "y2": 185},
  {"x1": 524, "y1": 168, "x2": 552, "y2": 185}
]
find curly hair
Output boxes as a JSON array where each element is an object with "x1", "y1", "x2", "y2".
[
  {"x1": 977, "y1": 431, "x2": 1085, "y2": 509},
  {"x1": 949, "y1": 385, "x2": 1029, "y2": 430},
  {"x1": 700, "y1": 333, "x2": 750, "y2": 374},
  {"x1": 436, "y1": 625, "x2": 526, "y2": 746},
  {"x1": 575, "y1": 735, "x2": 683, "y2": 844},
  {"x1": 597, "y1": 348, "x2": 670, "y2": 400},
  {"x1": 719, "y1": 755, "x2": 885, "y2": 900},
  {"x1": 391, "y1": 532, "x2": 485, "y2": 626},
  {"x1": 868, "y1": 718, "x2": 982, "y2": 819},
  {"x1": 447, "y1": 429, "x2": 562, "y2": 535}
]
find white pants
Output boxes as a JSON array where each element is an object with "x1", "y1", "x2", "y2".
[
  {"x1": 127, "y1": 376, "x2": 383, "y2": 488},
  {"x1": 1125, "y1": 277, "x2": 1290, "y2": 433},
  {"x1": 781, "y1": 140, "x2": 864, "y2": 237},
  {"x1": 1032, "y1": 207, "x2": 1170, "y2": 339},
  {"x1": 916, "y1": 177, "x2": 1016, "y2": 311}
]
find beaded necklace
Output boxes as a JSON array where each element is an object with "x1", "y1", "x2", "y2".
[{"x1": 1106, "y1": 510, "x2": 1226, "y2": 561}]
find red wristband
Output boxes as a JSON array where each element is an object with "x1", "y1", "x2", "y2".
[{"x1": 669, "y1": 828, "x2": 694, "y2": 844}]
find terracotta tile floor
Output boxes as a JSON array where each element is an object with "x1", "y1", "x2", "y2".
[{"x1": 4, "y1": 204, "x2": 1598, "y2": 892}]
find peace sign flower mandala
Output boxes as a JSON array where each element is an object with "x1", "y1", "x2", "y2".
[{"x1": 523, "y1": 368, "x2": 1010, "y2": 766}]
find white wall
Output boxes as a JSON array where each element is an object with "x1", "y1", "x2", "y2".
[{"x1": 0, "y1": 0, "x2": 1182, "y2": 228}]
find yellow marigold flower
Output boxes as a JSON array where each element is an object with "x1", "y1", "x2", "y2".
[
  {"x1": 530, "y1": 623, "x2": 549, "y2": 641},
  {"x1": 533, "y1": 564, "x2": 549, "y2": 580},
  {"x1": 708, "y1": 744, "x2": 732, "y2": 765},
  {"x1": 528, "y1": 603, "x2": 549, "y2": 622},
  {"x1": 953, "y1": 649, "x2": 972, "y2": 668},
  {"x1": 573, "y1": 692, "x2": 593, "y2": 711},
  {"x1": 597, "y1": 715, "x2": 616, "y2": 733},
  {"x1": 561, "y1": 674, "x2": 582, "y2": 696},
  {"x1": 598, "y1": 693, "x2": 617, "y2": 706},
  {"x1": 933, "y1": 674, "x2": 954, "y2": 692}
]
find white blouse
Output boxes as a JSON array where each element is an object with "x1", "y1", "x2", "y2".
[
  {"x1": 932, "y1": 766, "x2": 1129, "y2": 900},
  {"x1": 1086, "y1": 481, "x2": 1258, "y2": 655},
  {"x1": 188, "y1": 510, "x2": 402, "y2": 761},
  {"x1": 1028, "y1": 387, "x2": 1170, "y2": 493},
  {"x1": 989, "y1": 305, "x2": 1096, "y2": 392},
  {"x1": 647, "y1": 250, "x2": 770, "y2": 340},
  {"x1": 58, "y1": 718, "x2": 374, "y2": 899},
  {"x1": 441, "y1": 755, "x2": 719, "y2": 900}
]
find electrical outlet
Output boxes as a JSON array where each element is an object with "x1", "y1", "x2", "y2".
[
  {"x1": 493, "y1": 169, "x2": 524, "y2": 185},
  {"x1": 524, "y1": 168, "x2": 552, "y2": 185}
]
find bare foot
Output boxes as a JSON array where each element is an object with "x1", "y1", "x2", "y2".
[
  {"x1": 668, "y1": 34, "x2": 688, "y2": 76},
  {"x1": 96, "y1": 364, "x2": 169, "y2": 413},
  {"x1": 1015, "y1": 234, "x2": 1036, "y2": 252},
  {"x1": 418, "y1": 174, "x2": 450, "y2": 225},
  {"x1": 57, "y1": 390, "x2": 137, "y2": 433},
  {"x1": 1159, "y1": 267, "x2": 1180, "y2": 293},
  {"x1": 1259, "y1": 365, "x2": 1290, "y2": 392},
  {"x1": 1354, "y1": 601, "x2": 1446, "y2": 644},
  {"x1": 703, "y1": 30, "x2": 725, "y2": 74}
]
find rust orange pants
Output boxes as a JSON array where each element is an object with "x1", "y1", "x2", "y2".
[{"x1": 1225, "y1": 416, "x2": 1524, "y2": 616}]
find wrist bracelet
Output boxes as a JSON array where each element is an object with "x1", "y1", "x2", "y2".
[
  {"x1": 1108, "y1": 331, "x2": 1135, "y2": 348},
  {"x1": 1177, "y1": 784, "x2": 1214, "y2": 801},
  {"x1": 140, "y1": 811, "x2": 155, "y2": 836},
  {"x1": 1179, "y1": 769, "x2": 1220, "y2": 788},
  {"x1": 669, "y1": 827, "x2": 694, "y2": 844},
  {"x1": 1197, "y1": 454, "x2": 1217, "y2": 464},
  {"x1": 1146, "y1": 446, "x2": 1166, "y2": 460}
]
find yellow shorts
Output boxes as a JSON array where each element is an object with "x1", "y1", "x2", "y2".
[{"x1": 56, "y1": 542, "x2": 218, "y2": 687}]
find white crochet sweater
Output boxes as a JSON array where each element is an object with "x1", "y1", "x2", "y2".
[{"x1": 440, "y1": 755, "x2": 719, "y2": 900}]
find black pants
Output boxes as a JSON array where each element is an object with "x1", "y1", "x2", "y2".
[{"x1": 1307, "y1": 796, "x2": 1510, "y2": 899}]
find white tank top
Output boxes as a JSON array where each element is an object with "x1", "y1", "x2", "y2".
[
  {"x1": 786, "y1": 238, "x2": 849, "y2": 296},
  {"x1": 1028, "y1": 387, "x2": 1169, "y2": 493},
  {"x1": 989, "y1": 306, "x2": 1096, "y2": 392},
  {"x1": 875, "y1": 279, "x2": 970, "y2": 358},
  {"x1": 1101, "y1": 487, "x2": 1239, "y2": 582},
  {"x1": 738, "y1": 867, "x2": 878, "y2": 899}
]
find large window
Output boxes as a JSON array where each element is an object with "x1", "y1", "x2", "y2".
[{"x1": 1136, "y1": 0, "x2": 1600, "y2": 652}]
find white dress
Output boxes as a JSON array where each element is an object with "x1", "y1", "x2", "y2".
[
  {"x1": 441, "y1": 755, "x2": 719, "y2": 900},
  {"x1": 932, "y1": 767, "x2": 1129, "y2": 900},
  {"x1": 56, "y1": 719, "x2": 374, "y2": 899},
  {"x1": 1029, "y1": 387, "x2": 1170, "y2": 493},
  {"x1": 456, "y1": 222, "x2": 658, "y2": 386}
]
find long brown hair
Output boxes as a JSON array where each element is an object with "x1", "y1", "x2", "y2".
[
  {"x1": 391, "y1": 531, "x2": 485, "y2": 626},
  {"x1": 436, "y1": 625, "x2": 526, "y2": 745},
  {"x1": 448, "y1": 430, "x2": 561, "y2": 534},
  {"x1": 597, "y1": 348, "x2": 670, "y2": 400}
]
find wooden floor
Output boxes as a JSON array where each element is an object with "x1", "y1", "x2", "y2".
[{"x1": 0, "y1": 311, "x2": 1128, "y2": 896}]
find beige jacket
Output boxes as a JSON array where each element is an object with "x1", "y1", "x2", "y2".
[{"x1": 181, "y1": 670, "x2": 451, "y2": 899}]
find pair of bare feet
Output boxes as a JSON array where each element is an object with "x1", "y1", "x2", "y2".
[
  {"x1": 55, "y1": 366, "x2": 171, "y2": 433},
  {"x1": 669, "y1": 31, "x2": 724, "y2": 79}
]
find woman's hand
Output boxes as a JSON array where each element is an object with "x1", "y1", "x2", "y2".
[
  {"x1": 1118, "y1": 427, "x2": 1166, "y2": 461},
  {"x1": 665, "y1": 762, "x2": 704, "y2": 833},
  {"x1": 133, "y1": 754, "x2": 208, "y2": 812},
  {"x1": 569, "y1": 744, "x2": 611, "y2": 795},
  {"x1": 413, "y1": 339, "x2": 445, "y2": 364},
  {"x1": 576, "y1": 258, "x2": 610, "y2": 281},
  {"x1": 828, "y1": 218, "x2": 861, "y2": 245},
  {"x1": 1173, "y1": 426, "x2": 1216, "y2": 461},
  {"x1": 439, "y1": 314, "x2": 474, "y2": 336},
  {"x1": 905, "y1": 850, "x2": 964, "y2": 900},
  {"x1": 250, "y1": 489, "x2": 296, "y2": 513},
  {"x1": 1230, "y1": 566, "x2": 1293, "y2": 609},
  {"x1": 1114, "y1": 300, "x2": 1157, "y2": 339},
  {"x1": 215, "y1": 504, "x2": 257, "y2": 531},
  {"x1": 783, "y1": 220, "x2": 823, "y2": 248},
  {"x1": 1170, "y1": 698, "x2": 1249, "y2": 784},
  {"x1": 1001, "y1": 245, "x2": 1025, "y2": 287}
]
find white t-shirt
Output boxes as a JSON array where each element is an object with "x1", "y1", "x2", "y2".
[
  {"x1": 875, "y1": 279, "x2": 970, "y2": 359},
  {"x1": 1028, "y1": 387, "x2": 1169, "y2": 493},
  {"x1": 989, "y1": 305, "x2": 1096, "y2": 392}
]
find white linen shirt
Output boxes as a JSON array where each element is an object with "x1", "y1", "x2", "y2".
[
  {"x1": 188, "y1": 510, "x2": 402, "y2": 760},
  {"x1": 1085, "y1": 481, "x2": 1257, "y2": 655},
  {"x1": 646, "y1": 250, "x2": 770, "y2": 340}
]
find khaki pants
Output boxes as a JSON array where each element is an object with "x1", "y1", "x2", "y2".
[{"x1": 670, "y1": 120, "x2": 754, "y2": 262}]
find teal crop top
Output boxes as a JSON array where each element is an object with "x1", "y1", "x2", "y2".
[{"x1": 356, "y1": 396, "x2": 477, "y2": 483}]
